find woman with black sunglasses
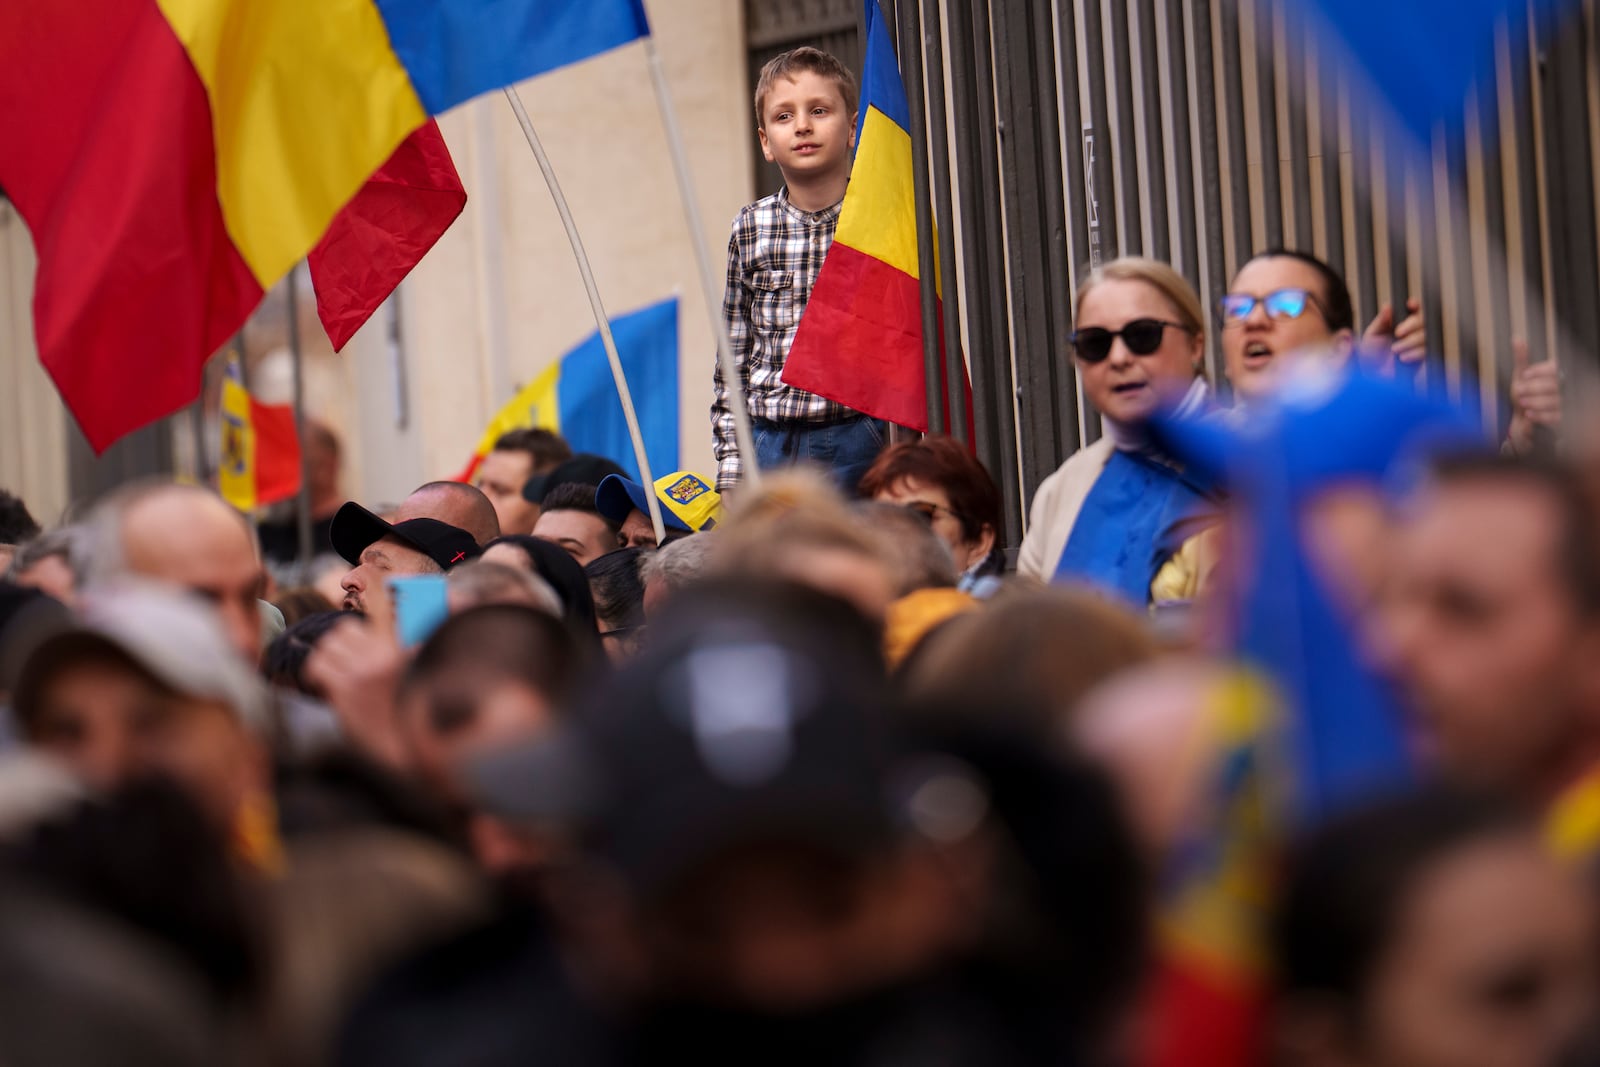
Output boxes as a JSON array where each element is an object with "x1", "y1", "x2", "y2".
[{"x1": 1017, "y1": 257, "x2": 1221, "y2": 607}]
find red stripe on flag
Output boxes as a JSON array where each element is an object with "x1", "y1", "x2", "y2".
[
  {"x1": 1140, "y1": 957, "x2": 1265, "y2": 1067},
  {"x1": 0, "y1": 1, "x2": 264, "y2": 452},
  {"x1": 248, "y1": 397, "x2": 303, "y2": 506},
  {"x1": 452, "y1": 453, "x2": 486, "y2": 485},
  {"x1": 781, "y1": 244, "x2": 968, "y2": 432},
  {"x1": 308, "y1": 120, "x2": 467, "y2": 351}
]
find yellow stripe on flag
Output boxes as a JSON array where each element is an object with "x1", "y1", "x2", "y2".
[
  {"x1": 470, "y1": 361, "x2": 563, "y2": 460},
  {"x1": 155, "y1": 0, "x2": 427, "y2": 290},
  {"x1": 1158, "y1": 671, "x2": 1279, "y2": 978},
  {"x1": 834, "y1": 107, "x2": 941, "y2": 295},
  {"x1": 218, "y1": 372, "x2": 257, "y2": 512},
  {"x1": 1546, "y1": 766, "x2": 1600, "y2": 864}
]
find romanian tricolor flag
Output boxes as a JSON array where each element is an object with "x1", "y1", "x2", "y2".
[
  {"x1": 218, "y1": 353, "x2": 301, "y2": 514},
  {"x1": 1142, "y1": 671, "x2": 1279, "y2": 1067},
  {"x1": 781, "y1": 0, "x2": 965, "y2": 432},
  {"x1": 0, "y1": 0, "x2": 650, "y2": 452},
  {"x1": 455, "y1": 297, "x2": 680, "y2": 484},
  {"x1": 308, "y1": 123, "x2": 467, "y2": 354}
]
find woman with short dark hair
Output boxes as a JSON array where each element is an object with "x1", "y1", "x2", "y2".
[{"x1": 859, "y1": 435, "x2": 1003, "y2": 595}]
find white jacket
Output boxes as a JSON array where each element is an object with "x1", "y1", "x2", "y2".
[{"x1": 1016, "y1": 436, "x2": 1116, "y2": 581}]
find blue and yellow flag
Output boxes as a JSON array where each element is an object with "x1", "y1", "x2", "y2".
[
  {"x1": 1140, "y1": 368, "x2": 1481, "y2": 1067},
  {"x1": 457, "y1": 297, "x2": 680, "y2": 483}
]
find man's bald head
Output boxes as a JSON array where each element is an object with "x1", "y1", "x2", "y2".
[
  {"x1": 88, "y1": 483, "x2": 264, "y2": 663},
  {"x1": 396, "y1": 482, "x2": 500, "y2": 546}
]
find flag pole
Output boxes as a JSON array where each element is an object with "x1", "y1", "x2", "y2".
[
  {"x1": 641, "y1": 37, "x2": 763, "y2": 488},
  {"x1": 286, "y1": 268, "x2": 314, "y2": 564},
  {"x1": 503, "y1": 87, "x2": 667, "y2": 543}
]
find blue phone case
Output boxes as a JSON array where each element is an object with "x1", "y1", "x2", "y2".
[{"x1": 388, "y1": 575, "x2": 451, "y2": 648}]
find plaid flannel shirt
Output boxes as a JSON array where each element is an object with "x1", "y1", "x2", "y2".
[{"x1": 710, "y1": 187, "x2": 856, "y2": 489}]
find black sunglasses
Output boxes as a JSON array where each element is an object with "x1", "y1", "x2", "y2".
[{"x1": 1069, "y1": 319, "x2": 1191, "y2": 363}]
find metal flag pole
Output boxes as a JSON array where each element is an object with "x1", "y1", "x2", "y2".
[
  {"x1": 640, "y1": 36, "x2": 763, "y2": 488},
  {"x1": 503, "y1": 87, "x2": 667, "y2": 543},
  {"x1": 286, "y1": 268, "x2": 314, "y2": 564}
]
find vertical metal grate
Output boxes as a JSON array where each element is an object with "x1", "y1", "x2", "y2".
[{"x1": 742, "y1": 0, "x2": 1600, "y2": 540}]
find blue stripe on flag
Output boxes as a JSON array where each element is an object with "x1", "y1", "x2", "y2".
[
  {"x1": 1300, "y1": 0, "x2": 1576, "y2": 143},
  {"x1": 555, "y1": 297, "x2": 680, "y2": 483},
  {"x1": 858, "y1": 0, "x2": 910, "y2": 137},
  {"x1": 376, "y1": 0, "x2": 651, "y2": 115}
]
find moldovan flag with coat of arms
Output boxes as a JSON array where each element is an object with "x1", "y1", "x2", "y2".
[
  {"x1": 0, "y1": 0, "x2": 651, "y2": 452},
  {"x1": 218, "y1": 355, "x2": 301, "y2": 514},
  {"x1": 780, "y1": 0, "x2": 967, "y2": 431}
]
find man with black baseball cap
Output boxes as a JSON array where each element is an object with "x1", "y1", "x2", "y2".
[
  {"x1": 330, "y1": 502, "x2": 480, "y2": 613},
  {"x1": 474, "y1": 580, "x2": 894, "y2": 896},
  {"x1": 519, "y1": 453, "x2": 627, "y2": 511}
]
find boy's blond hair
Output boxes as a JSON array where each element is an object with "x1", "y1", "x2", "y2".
[{"x1": 753, "y1": 46, "x2": 858, "y2": 128}]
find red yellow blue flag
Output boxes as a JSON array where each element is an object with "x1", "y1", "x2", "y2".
[
  {"x1": 0, "y1": 0, "x2": 648, "y2": 451},
  {"x1": 780, "y1": 0, "x2": 965, "y2": 431},
  {"x1": 1140, "y1": 369, "x2": 1481, "y2": 1066}
]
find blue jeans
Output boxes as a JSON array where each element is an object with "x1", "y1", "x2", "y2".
[{"x1": 753, "y1": 415, "x2": 887, "y2": 496}]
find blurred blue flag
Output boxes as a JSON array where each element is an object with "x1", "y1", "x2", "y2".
[
  {"x1": 375, "y1": 0, "x2": 652, "y2": 114},
  {"x1": 1153, "y1": 369, "x2": 1479, "y2": 818},
  {"x1": 1298, "y1": 0, "x2": 1577, "y2": 142},
  {"x1": 557, "y1": 297, "x2": 681, "y2": 482}
]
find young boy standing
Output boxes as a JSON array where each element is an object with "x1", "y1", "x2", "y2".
[{"x1": 711, "y1": 47, "x2": 886, "y2": 493}]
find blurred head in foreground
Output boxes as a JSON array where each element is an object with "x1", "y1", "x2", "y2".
[
  {"x1": 1275, "y1": 787, "x2": 1595, "y2": 1067},
  {"x1": 1379, "y1": 455, "x2": 1600, "y2": 806},
  {"x1": 471, "y1": 578, "x2": 1145, "y2": 1061},
  {"x1": 11, "y1": 586, "x2": 272, "y2": 842}
]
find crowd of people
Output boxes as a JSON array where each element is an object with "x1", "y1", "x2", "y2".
[{"x1": 0, "y1": 41, "x2": 1592, "y2": 1067}]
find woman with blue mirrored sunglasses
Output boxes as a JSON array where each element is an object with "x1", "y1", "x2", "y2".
[{"x1": 1219, "y1": 251, "x2": 1427, "y2": 409}]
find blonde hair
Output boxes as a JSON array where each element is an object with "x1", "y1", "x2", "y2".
[
  {"x1": 714, "y1": 468, "x2": 890, "y2": 577},
  {"x1": 754, "y1": 46, "x2": 858, "y2": 128},
  {"x1": 1075, "y1": 256, "x2": 1206, "y2": 338}
]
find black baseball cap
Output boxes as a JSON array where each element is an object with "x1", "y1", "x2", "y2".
[
  {"x1": 329, "y1": 502, "x2": 480, "y2": 571},
  {"x1": 521, "y1": 453, "x2": 627, "y2": 505},
  {"x1": 469, "y1": 580, "x2": 894, "y2": 898}
]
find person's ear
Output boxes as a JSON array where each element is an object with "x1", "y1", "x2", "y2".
[
  {"x1": 1331, "y1": 328, "x2": 1357, "y2": 362},
  {"x1": 849, "y1": 112, "x2": 859, "y2": 151},
  {"x1": 1189, "y1": 330, "x2": 1206, "y2": 373},
  {"x1": 971, "y1": 523, "x2": 996, "y2": 568},
  {"x1": 758, "y1": 126, "x2": 775, "y2": 164}
]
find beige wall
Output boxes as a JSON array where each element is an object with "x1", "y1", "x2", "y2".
[
  {"x1": 0, "y1": 204, "x2": 68, "y2": 526},
  {"x1": 0, "y1": 0, "x2": 749, "y2": 517}
]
